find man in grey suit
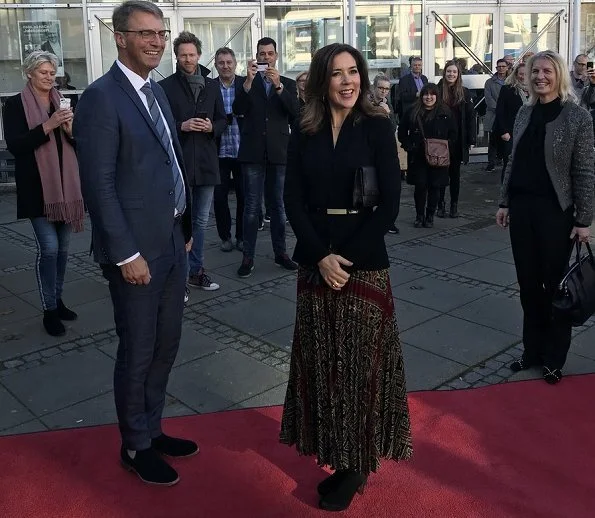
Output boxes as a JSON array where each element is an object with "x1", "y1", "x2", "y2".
[{"x1": 73, "y1": 0, "x2": 197, "y2": 486}]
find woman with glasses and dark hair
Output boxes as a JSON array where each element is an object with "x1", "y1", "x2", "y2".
[
  {"x1": 281, "y1": 43, "x2": 412, "y2": 512},
  {"x1": 437, "y1": 60, "x2": 476, "y2": 218},
  {"x1": 398, "y1": 83, "x2": 457, "y2": 228},
  {"x1": 497, "y1": 50, "x2": 594, "y2": 385}
]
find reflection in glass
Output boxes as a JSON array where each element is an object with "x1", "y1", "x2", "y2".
[
  {"x1": 581, "y1": 5, "x2": 595, "y2": 58},
  {"x1": 504, "y1": 13, "x2": 560, "y2": 61},
  {"x1": 99, "y1": 17, "x2": 173, "y2": 80},
  {"x1": 355, "y1": 5, "x2": 422, "y2": 81},
  {"x1": 265, "y1": 7, "x2": 343, "y2": 78},
  {"x1": 184, "y1": 17, "x2": 252, "y2": 77}
]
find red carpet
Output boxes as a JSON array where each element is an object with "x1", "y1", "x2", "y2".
[{"x1": 2, "y1": 376, "x2": 594, "y2": 518}]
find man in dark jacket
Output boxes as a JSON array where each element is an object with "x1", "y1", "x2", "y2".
[
  {"x1": 397, "y1": 57, "x2": 428, "y2": 119},
  {"x1": 232, "y1": 37, "x2": 299, "y2": 278},
  {"x1": 159, "y1": 31, "x2": 227, "y2": 293}
]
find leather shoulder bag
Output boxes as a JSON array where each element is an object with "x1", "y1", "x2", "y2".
[
  {"x1": 352, "y1": 166, "x2": 380, "y2": 208},
  {"x1": 552, "y1": 239, "x2": 595, "y2": 326},
  {"x1": 417, "y1": 116, "x2": 450, "y2": 168}
]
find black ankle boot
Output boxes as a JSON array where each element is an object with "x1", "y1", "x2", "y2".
[
  {"x1": 414, "y1": 214, "x2": 424, "y2": 228},
  {"x1": 43, "y1": 309, "x2": 66, "y2": 337},
  {"x1": 318, "y1": 470, "x2": 348, "y2": 496},
  {"x1": 319, "y1": 470, "x2": 367, "y2": 512},
  {"x1": 423, "y1": 213, "x2": 434, "y2": 228},
  {"x1": 436, "y1": 200, "x2": 446, "y2": 218},
  {"x1": 57, "y1": 299, "x2": 78, "y2": 321},
  {"x1": 449, "y1": 202, "x2": 459, "y2": 218}
]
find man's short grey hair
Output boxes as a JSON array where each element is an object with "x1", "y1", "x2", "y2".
[
  {"x1": 22, "y1": 51, "x2": 58, "y2": 77},
  {"x1": 373, "y1": 72, "x2": 390, "y2": 87},
  {"x1": 113, "y1": 0, "x2": 164, "y2": 32},
  {"x1": 411, "y1": 57, "x2": 423, "y2": 64}
]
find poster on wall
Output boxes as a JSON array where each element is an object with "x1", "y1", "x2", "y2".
[{"x1": 18, "y1": 21, "x2": 64, "y2": 76}]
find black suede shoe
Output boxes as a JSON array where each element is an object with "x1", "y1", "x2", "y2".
[
  {"x1": 43, "y1": 309, "x2": 66, "y2": 337},
  {"x1": 237, "y1": 257, "x2": 255, "y2": 278},
  {"x1": 543, "y1": 367, "x2": 563, "y2": 385},
  {"x1": 449, "y1": 202, "x2": 459, "y2": 218},
  {"x1": 57, "y1": 299, "x2": 78, "y2": 321},
  {"x1": 319, "y1": 470, "x2": 367, "y2": 512},
  {"x1": 120, "y1": 446, "x2": 179, "y2": 486},
  {"x1": 423, "y1": 214, "x2": 434, "y2": 228},
  {"x1": 436, "y1": 201, "x2": 446, "y2": 218},
  {"x1": 275, "y1": 254, "x2": 298, "y2": 271},
  {"x1": 414, "y1": 215, "x2": 424, "y2": 228},
  {"x1": 510, "y1": 357, "x2": 539, "y2": 372},
  {"x1": 318, "y1": 470, "x2": 348, "y2": 496},
  {"x1": 152, "y1": 434, "x2": 199, "y2": 458}
]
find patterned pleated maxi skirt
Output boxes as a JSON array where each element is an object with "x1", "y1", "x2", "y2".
[{"x1": 279, "y1": 268, "x2": 413, "y2": 475}]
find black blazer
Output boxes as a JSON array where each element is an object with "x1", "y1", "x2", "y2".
[
  {"x1": 233, "y1": 73, "x2": 299, "y2": 164},
  {"x1": 398, "y1": 73, "x2": 429, "y2": 119},
  {"x1": 495, "y1": 85, "x2": 524, "y2": 138},
  {"x1": 285, "y1": 114, "x2": 400, "y2": 270},
  {"x1": 73, "y1": 62, "x2": 192, "y2": 264},
  {"x1": 437, "y1": 81, "x2": 476, "y2": 163},
  {"x1": 2, "y1": 93, "x2": 73, "y2": 220},
  {"x1": 159, "y1": 66, "x2": 227, "y2": 186}
]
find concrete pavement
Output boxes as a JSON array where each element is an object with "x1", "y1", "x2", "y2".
[{"x1": 2, "y1": 163, "x2": 595, "y2": 436}]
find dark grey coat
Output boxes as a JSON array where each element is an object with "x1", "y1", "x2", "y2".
[{"x1": 500, "y1": 101, "x2": 595, "y2": 226}]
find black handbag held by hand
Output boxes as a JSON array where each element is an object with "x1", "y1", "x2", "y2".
[
  {"x1": 352, "y1": 166, "x2": 380, "y2": 208},
  {"x1": 552, "y1": 239, "x2": 595, "y2": 326}
]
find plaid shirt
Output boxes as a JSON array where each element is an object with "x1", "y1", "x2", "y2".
[{"x1": 218, "y1": 78, "x2": 240, "y2": 158}]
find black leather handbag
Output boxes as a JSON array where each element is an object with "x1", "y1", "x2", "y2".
[
  {"x1": 352, "y1": 166, "x2": 379, "y2": 208},
  {"x1": 552, "y1": 239, "x2": 595, "y2": 326}
]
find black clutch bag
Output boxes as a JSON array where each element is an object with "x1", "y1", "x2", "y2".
[
  {"x1": 552, "y1": 239, "x2": 595, "y2": 326},
  {"x1": 352, "y1": 166, "x2": 380, "y2": 208}
]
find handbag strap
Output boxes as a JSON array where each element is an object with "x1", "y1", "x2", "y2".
[{"x1": 416, "y1": 115, "x2": 426, "y2": 140}]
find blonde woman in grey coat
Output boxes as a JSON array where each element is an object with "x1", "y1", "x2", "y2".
[{"x1": 496, "y1": 50, "x2": 594, "y2": 385}]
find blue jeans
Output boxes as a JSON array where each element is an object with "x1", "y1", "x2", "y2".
[
  {"x1": 188, "y1": 185, "x2": 214, "y2": 276},
  {"x1": 30, "y1": 217, "x2": 71, "y2": 311},
  {"x1": 242, "y1": 163, "x2": 287, "y2": 259}
]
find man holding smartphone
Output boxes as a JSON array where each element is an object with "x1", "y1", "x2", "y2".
[
  {"x1": 233, "y1": 37, "x2": 299, "y2": 277},
  {"x1": 160, "y1": 31, "x2": 227, "y2": 295}
]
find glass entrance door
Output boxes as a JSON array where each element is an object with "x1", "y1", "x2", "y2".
[{"x1": 87, "y1": 7, "x2": 259, "y2": 82}]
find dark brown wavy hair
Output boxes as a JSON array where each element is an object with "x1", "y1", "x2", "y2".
[
  {"x1": 301, "y1": 43, "x2": 384, "y2": 135},
  {"x1": 441, "y1": 60, "x2": 465, "y2": 107}
]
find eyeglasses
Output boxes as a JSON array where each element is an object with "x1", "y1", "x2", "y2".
[
  {"x1": 120, "y1": 29, "x2": 171, "y2": 41},
  {"x1": 376, "y1": 86, "x2": 390, "y2": 91}
]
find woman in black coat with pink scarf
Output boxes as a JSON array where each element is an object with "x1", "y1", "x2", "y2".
[{"x1": 2, "y1": 51, "x2": 84, "y2": 337}]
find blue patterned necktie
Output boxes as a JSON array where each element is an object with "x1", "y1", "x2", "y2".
[{"x1": 140, "y1": 82, "x2": 185, "y2": 215}]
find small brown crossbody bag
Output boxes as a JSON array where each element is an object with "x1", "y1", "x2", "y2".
[{"x1": 417, "y1": 117, "x2": 450, "y2": 168}]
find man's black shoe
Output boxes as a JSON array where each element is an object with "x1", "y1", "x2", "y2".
[
  {"x1": 387, "y1": 224, "x2": 400, "y2": 234},
  {"x1": 120, "y1": 447, "x2": 179, "y2": 486},
  {"x1": 238, "y1": 257, "x2": 255, "y2": 278},
  {"x1": 275, "y1": 254, "x2": 298, "y2": 270},
  {"x1": 152, "y1": 434, "x2": 199, "y2": 458}
]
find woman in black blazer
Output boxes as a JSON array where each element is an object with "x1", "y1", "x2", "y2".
[
  {"x1": 2, "y1": 51, "x2": 84, "y2": 337},
  {"x1": 280, "y1": 43, "x2": 412, "y2": 512},
  {"x1": 495, "y1": 63, "x2": 528, "y2": 181},
  {"x1": 437, "y1": 61, "x2": 476, "y2": 217},
  {"x1": 398, "y1": 83, "x2": 457, "y2": 228}
]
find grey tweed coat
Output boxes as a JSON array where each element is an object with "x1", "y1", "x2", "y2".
[{"x1": 500, "y1": 101, "x2": 595, "y2": 226}]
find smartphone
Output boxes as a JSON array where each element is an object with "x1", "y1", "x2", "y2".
[
  {"x1": 588, "y1": 61, "x2": 594, "y2": 70},
  {"x1": 256, "y1": 62, "x2": 269, "y2": 72},
  {"x1": 196, "y1": 111, "x2": 208, "y2": 120},
  {"x1": 59, "y1": 97, "x2": 71, "y2": 110}
]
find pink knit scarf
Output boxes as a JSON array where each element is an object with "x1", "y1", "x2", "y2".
[{"x1": 21, "y1": 82, "x2": 84, "y2": 232}]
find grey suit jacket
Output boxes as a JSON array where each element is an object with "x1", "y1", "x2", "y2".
[
  {"x1": 500, "y1": 101, "x2": 595, "y2": 226},
  {"x1": 73, "y1": 62, "x2": 192, "y2": 264}
]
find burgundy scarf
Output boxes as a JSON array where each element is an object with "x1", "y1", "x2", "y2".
[{"x1": 21, "y1": 82, "x2": 84, "y2": 232}]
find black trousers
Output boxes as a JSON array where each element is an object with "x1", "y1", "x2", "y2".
[
  {"x1": 509, "y1": 195, "x2": 574, "y2": 369},
  {"x1": 439, "y1": 157, "x2": 461, "y2": 205},
  {"x1": 487, "y1": 131, "x2": 499, "y2": 166},
  {"x1": 414, "y1": 185, "x2": 439, "y2": 216},
  {"x1": 214, "y1": 157, "x2": 244, "y2": 242},
  {"x1": 102, "y1": 222, "x2": 187, "y2": 450}
]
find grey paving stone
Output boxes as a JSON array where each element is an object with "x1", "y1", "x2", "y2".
[
  {"x1": 388, "y1": 264, "x2": 428, "y2": 288},
  {"x1": 0, "y1": 418, "x2": 48, "y2": 437},
  {"x1": 468, "y1": 225, "x2": 511, "y2": 244},
  {"x1": 68, "y1": 297, "x2": 115, "y2": 336},
  {"x1": 389, "y1": 244, "x2": 475, "y2": 270},
  {"x1": 207, "y1": 293, "x2": 296, "y2": 337},
  {"x1": 432, "y1": 234, "x2": 509, "y2": 257},
  {"x1": 166, "y1": 348, "x2": 288, "y2": 413},
  {"x1": 0, "y1": 319, "x2": 80, "y2": 361},
  {"x1": 202, "y1": 246, "x2": 244, "y2": 269},
  {"x1": 485, "y1": 247, "x2": 515, "y2": 265},
  {"x1": 0, "y1": 296, "x2": 41, "y2": 325},
  {"x1": 1, "y1": 348, "x2": 113, "y2": 416},
  {"x1": 19, "y1": 278, "x2": 109, "y2": 309},
  {"x1": 4, "y1": 220, "x2": 35, "y2": 240},
  {"x1": 450, "y1": 294, "x2": 523, "y2": 336},
  {"x1": 396, "y1": 276, "x2": 486, "y2": 312},
  {"x1": 394, "y1": 298, "x2": 441, "y2": 332},
  {"x1": 229, "y1": 382, "x2": 288, "y2": 409},
  {"x1": 400, "y1": 315, "x2": 519, "y2": 367},
  {"x1": 261, "y1": 325, "x2": 294, "y2": 351},
  {"x1": 212, "y1": 259, "x2": 295, "y2": 287},
  {"x1": 272, "y1": 283, "x2": 297, "y2": 303},
  {"x1": 173, "y1": 327, "x2": 228, "y2": 367},
  {"x1": 186, "y1": 274, "x2": 248, "y2": 304},
  {"x1": 41, "y1": 391, "x2": 117, "y2": 430},
  {"x1": 0, "y1": 385, "x2": 35, "y2": 430},
  {"x1": 0, "y1": 285, "x2": 12, "y2": 299},
  {"x1": 570, "y1": 325, "x2": 595, "y2": 361},
  {"x1": 447, "y1": 258, "x2": 518, "y2": 287},
  {"x1": 401, "y1": 344, "x2": 466, "y2": 391},
  {"x1": 0, "y1": 243, "x2": 35, "y2": 270}
]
